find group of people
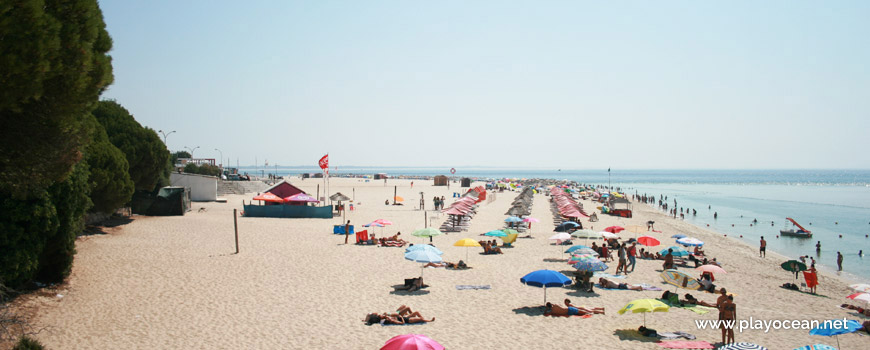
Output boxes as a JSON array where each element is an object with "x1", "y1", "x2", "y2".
[
  {"x1": 478, "y1": 240, "x2": 504, "y2": 254},
  {"x1": 589, "y1": 240, "x2": 638, "y2": 274},
  {"x1": 432, "y1": 196, "x2": 447, "y2": 210}
]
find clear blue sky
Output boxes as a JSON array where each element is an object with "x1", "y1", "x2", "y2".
[{"x1": 99, "y1": 0, "x2": 870, "y2": 169}]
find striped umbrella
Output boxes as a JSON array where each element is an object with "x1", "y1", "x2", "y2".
[
  {"x1": 676, "y1": 237, "x2": 704, "y2": 247},
  {"x1": 846, "y1": 292, "x2": 870, "y2": 304},
  {"x1": 572, "y1": 259, "x2": 608, "y2": 272},
  {"x1": 660, "y1": 269, "x2": 703, "y2": 291},
  {"x1": 793, "y1": 345, "x2": 837, "y2": 350},
  {"x1": 850, "y1": 283, "x2": 870, "y2": 293},
  {"x1": 719, "y1": 343, "x2": 768, "y2": 350}
]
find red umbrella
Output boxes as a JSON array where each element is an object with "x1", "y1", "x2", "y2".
[
  {"x1": 604, "y1": 226, "x2": 625, "y2": 233},
  {"x1": 283, "y1": 193, "x2": 319, "y2": 202},
  {"x1": 381, "y1": 334, "x2": 444, "y2": 350},
  {"x1": 637, "y1": 236, "x2": 660, "y2": 247},
  {"x1": 252, "y1": 193, "x2": 284, "y2": 203}
]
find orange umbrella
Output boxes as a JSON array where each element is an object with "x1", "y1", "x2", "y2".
[{"x1": 253, "y1": 193, "x2": 284, "y2": 203}]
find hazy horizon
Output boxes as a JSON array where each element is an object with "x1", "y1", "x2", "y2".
[{"x1": 99, "y1": 1, "x2": 870, "y2": 169}]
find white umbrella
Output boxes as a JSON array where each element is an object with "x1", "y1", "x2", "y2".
[
  {"x1": 601, "y1": 231, "x2": 620, "y2": 239},
  {"x1": 850, "y1": 283, "x2": 870, "y2": 293},
  {"x1": 549, "y1": 232, "x2": 572, "y2": 242},
  {"x1": 677, "y1": 237, "x2": 705, "y2": 247}
]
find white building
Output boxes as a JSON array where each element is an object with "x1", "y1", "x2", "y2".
[{"x1": 170, "y1": 173, "x2": 218, "y2": 201}]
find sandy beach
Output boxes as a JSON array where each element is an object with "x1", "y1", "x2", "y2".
[{"x1": 19, "y1": 177, "x2": 865, "y2": 349}]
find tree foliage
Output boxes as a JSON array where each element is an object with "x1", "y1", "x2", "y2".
[
  {"x1": 84, "y1": 114, "x2": 134, "y2": 213},
  {"x1": 0, "y1": 191, "x2": 57, "y2": 288},
  {"x1": 183, "y1": 163, "x2": 222, "y2": 177},
  {"x1": 92, "y1": 100, "x2": 169, "y2": 192},
  {"x1": 0, "y1": 0, "x2": 114, "y2": 198},
  {"x1": 37, "y1": 161, "x2": 91, "y2": 283}
]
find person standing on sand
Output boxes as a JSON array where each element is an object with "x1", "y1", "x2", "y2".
[
  {"x1": 816, "y1": 241, "x2": 821, "y2": 253},
  {"x1": 616, "y1": 244, "x2": 626, "y2": 274},
  {"x1": 345, "y1": 220, "x2": 351, "y2": 244},
  {"x1": 837, "y1": 251, "x2": 843, "y2": 271},
  {"x1": 759, "y1": 236, "x2": 766, "y2": 258},
  {"x1": 627, "y1": 243, "x2": 637, "y2": 272}
]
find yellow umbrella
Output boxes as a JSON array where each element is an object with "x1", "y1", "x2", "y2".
[
  {"x1": 618, "y1": 298, "x2": 670, "y2": 327},
  {"x1": 454, "y1": 238, "x2": 481, "y2": 262}
]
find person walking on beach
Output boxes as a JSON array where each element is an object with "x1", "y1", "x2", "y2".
[
  {"x1": 344, "y1": 220, "x2": 351, "y2": 244},
  {"x1": 616, "y1": 244, "x2": 627, "y2": 274},
  {"x1": 759, "y1": 237, "x2": 766, "y2": 258},
  {"x1": 627, "y1": 242, "x2": 637, "y2": 272},
  {"x1": 837, "y1": 251, "x2": 843, "y2": 271}
]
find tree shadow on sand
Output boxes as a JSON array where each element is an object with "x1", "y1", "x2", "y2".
[
  {"x1": 612, "y1": 329, "x2": 659, "y2": 343},
  {"x1": 511, "y1": 306, "x2": 545, "y2": 317}
]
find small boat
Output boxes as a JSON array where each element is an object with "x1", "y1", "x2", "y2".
[{"x1": 780, "y1": 217, "x2": 812, "y2": 238}]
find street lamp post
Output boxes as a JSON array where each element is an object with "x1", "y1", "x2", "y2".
[
  {"x1": 184, "y1": 146, "x2": 200, "y2": 159},
  {"x1": 214, "y1": 148, "x2": 223, "y2": 168},
  {"x1": 158, "y1": 130, "x2": 176, "y2": 145}
]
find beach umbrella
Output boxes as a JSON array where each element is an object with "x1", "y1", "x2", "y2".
[
  {"x1": 570, "y1": 249, "x2": 599, "y2": 257},
  {"x1": 564, "y1": 245, "x2": 591, "y2": 254},
  {"x1": 394, "y1": 196, "x2": 404, "y2": 202},
  {"x1": 676, "y1": 237, "x2": 704, "y2": 247},
  {"x1": 845, "y1": 292, "x2": 870, "y2": 304},
  {"x1": 555, "y1": 222, "x2": 580, "y2": 232},
  {"x1": 572, "y1": 259, "x2": 608, "y2": 272},
  {"x1": 364, "y1": 222, "x2": 385, "y2": 227},
  {"x1": 781, "y1": 260, "x2": 808, "y2": 272},
  {"x1": 617, "y1": 298, "x2": 669, "y2": 327},
  {"x1": 849, "y1": 283, "x2": 870, "y2": 293},
  {"x1": 284, "y1": 193, "x2": 319, "y2": 203},
  {"x1": 601, "y1": 231, "x2": 620, "y2": 239},
  {"x1": 549, "y1": 232, "x2": 572, "y2": 243},
  {"x1": 406, "y1": 245, "x2": 443, "y2": 255},
  {"x1": 671, "y1": 234, "x2": 687, "y2": 239},
  {"x1": 329, "y1": 192, "x2": 351, "y2": 201},
  {"x1": 569, "y1": 253, "x2": 599, "y2": 263},
  {"x1": 412, "y1": 228, "x2": 444, "y2": 239},
  {"x1": 719, "y1": 343, "x2": 768, "y2": 350},
  {"x1": 520, "y1": 270, "x2": 572, "y2": 303},
  {"x1": 659, "y1": 246, "x2": 690, "y2": 257},
  {"x1": 502, "y1": 228, "x2": 519, "y2": 235},
  {"x1": 453, "y1": 238, "x2": 481, "y2": 262},
  {"x1": 809, "y1": 319, "x2": 863, "y2": 349},
  {"x1": 637, "y1": 236, "x2": 660, "y2": 247},
  {"x1": 381, "y1": 334, "x2": 444, "y2": 350},
  {"x1": 252, "y1": 193, "x2": 284, "y2": 203},
  {"x1": 660, "y1": 269, "x2": 703, "y2": 291},
  {"x1": 374, "y1": 219, "x2": 393, "y2": 225},
  {"x1": 484, "y1": 230, "x2": 507, "y2": 237},
  {"x1": 793, "y1": 345, "x2": 837, "y2": 350},
  {"x1": 604, "y1": 226, "x2": 625, "y2": 233},
  {"x1": 405, "y1": 249, "x2": 443, "y2": 277},
  {"x1": 571, "y1": 230, "x2": 600, "y2": 239},
  {"x1": 522, "y1": 217, "x2": 539, "y2": 223},
  {"x1": 696, "y1": 264, "x2": 727, "y2": 275},
  {"x1": 505, "y1": 216, "x2": 523, "y2": 223}
]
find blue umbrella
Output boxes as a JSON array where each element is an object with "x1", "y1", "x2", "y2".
[
  {"x1": 554, "y1": 221, "x2": 580, "y2": 232},
  {"x1": 484, "y1": 230, "x2": 507, "y2": 237},
  {"x1": 564, "y1": 245, "x2": 591, "y2": 254},
  {"x1": 660, "y1": 246, "x2": 690, "y2": 257},
  {"x1": 573, "y1": 259, "x2": 608, "y2": 272},
  {"x1": 520, "y1": 269, "x2": 572, "y2": 303},
  {"x1": 406, "y1": 244, "x2": 443, "y2": 255},
  {"x1": 405, "y1": 249, "x2": 443, "y2": 277},
  {"x1": 671, "y1": 234, "x2": 687, "y2": 239},
  {"x1": 505, "y1": 216, "x2": 523, "y2": 223},
  {"x1": 809, "y1": 319, "x2": 863, "y2": 349}
]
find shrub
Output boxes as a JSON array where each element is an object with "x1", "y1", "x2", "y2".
[{"x1": 13, "y1": 336, "x2": 45, "y2": 350}]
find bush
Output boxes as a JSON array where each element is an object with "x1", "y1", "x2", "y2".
[
  {"x1": 0, "y1": 192, "x2": 57, "y2": 288},
  {"x1": 37, "y1": 162, "x2": 91, "y2": 283},
  {"x1": 84, "y1": 114, "x2": 134, "y2": 214},
  {"x1": 13, "y1": 336, "x2": 45, "y2": 350}
]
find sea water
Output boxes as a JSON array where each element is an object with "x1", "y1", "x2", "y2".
[{"x1": 245, "y1": 167, "x2": 870, "y2": 281}]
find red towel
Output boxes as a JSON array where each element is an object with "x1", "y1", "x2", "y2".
[
  {"x1": 803, "y1": 271, "x2": 818, "y2": 288},
  {"x1": 657, "y1": 341, "x2": 714, "y2": 349}
]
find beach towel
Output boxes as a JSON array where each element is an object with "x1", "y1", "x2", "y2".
[
  {"x1": 803, "y1": 271, "x2": 818, "y2": 289},
  {"x1": 594, "y1": 272, "x2": 626, "y2": 279},
  {"x1": 380, "y1": 241, "x2": 405, "y2": 247},
  {"x1": 639, "y1": 284, "x2": 663, "y2": 291},
  {"x1": 657, "y1": 331, "x2": 696, "y2": 340},
  {"x1": 657, "y1": 340, "x2": 713, "y2": 349},
  {"x1": 658, "y1": 299, "x2": 713, "y2": 315},
  {"x1": 455, "y1": 285, "x2": 491, "y2": 290}
]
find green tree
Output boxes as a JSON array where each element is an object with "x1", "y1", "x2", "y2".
[
  {"x1": 37, "y1": 161, "x2": 91, "y2": 283},
  {"x1": 0, "y1": 0, "x2": 114, "y2": 198},
  {"x1": 92, "y1": 100, "x2": 169, "y2": 192},
  {"x1": 170, "y1": 151, "x2": 192, "y2": 166},
  {"x1": 183, "y1": 163, "x2": 200, "y2": 174},
  {"x1": 0, "y1": 191, "x2": 57, "y2": 287},
  {"x1": 84, "y1": 115, "x2": 134, "y2": 214}
]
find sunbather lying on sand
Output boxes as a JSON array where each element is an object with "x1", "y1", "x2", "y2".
[
  {"x1": 598, "y1": 277, "x2": 643, "y2": 291},
  {"x1": 544, "y1": 301, "x2": 604, "y2": 316},
  {"x1": 363, "y1": 306, "x2": 435, "y2": 325},
  {"x1": 841, "y1": 304, "x2": 870, "y2": 316},
  {"x1": 662, "y1": 291, "x2": 717, "y2": 307},
  {"x1": 423, "y1": 260, "x2": 468, "y2": 269}
]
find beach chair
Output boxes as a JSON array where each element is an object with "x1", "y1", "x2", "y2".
[{"x1": 502, "y1": 233, "x2": 518, "y2": 247}]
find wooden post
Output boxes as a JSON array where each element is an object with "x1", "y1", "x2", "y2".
[
  {"x1": 393, "y1": 186, "x2": 397, "y2": 205},
  {"x1": 233, "y1": 209, "x2": 240, "y2": 254},
  {"x1": 317, "y1": 184, "x2": 320, "y2": 201},
  {"x1": 425, "y1": 211, "x2": 428, "y2": 228}
]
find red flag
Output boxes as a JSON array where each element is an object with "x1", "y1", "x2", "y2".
[{"x1": 318, "y1": 154, "x2": 328, "y2": 170}]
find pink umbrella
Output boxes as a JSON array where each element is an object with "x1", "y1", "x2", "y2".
[
  {"x1": 374, "y1": 219, "x2": 393, "y2": 225},
  {"x1": 637, "y1": 236, "x2": 660, "y2": 247},
  {"x1": 283, "y1": 193, "x2": 319, "y2": 202},
  {"x1": 604, "y1": 226, "x2": 625, "y2": 233},
  {"x1": 381, "y1": 334, "x2": 444, "y2": 350},
  {"x1": 696, "y1": 264, "x2": 727, "y2": 275},
  {"x1": 523, "y1": 217, "x2": 539, "y2": 229}
]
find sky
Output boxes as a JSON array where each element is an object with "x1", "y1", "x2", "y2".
[{"x1": 98, "y1": 0, "x2": 870, "y2": 169}]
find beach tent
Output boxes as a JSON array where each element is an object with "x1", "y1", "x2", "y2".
[
  {"x1": 433, "y1": 175, "x2": 448, "y2": 186},
  {"x1": 263, "y1": 180, "x2": 307, "y2": 200}
]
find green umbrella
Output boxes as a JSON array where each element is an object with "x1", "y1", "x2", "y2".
[
  {"x1": 412, "y1": 227, "x2": 444, "y2": 238},
  {"x1": 502, "y1": 229, "x2": 519, "y2": 235},
  {"x1": 781, "y1": 260, "x2": 807, "y2": 272}
]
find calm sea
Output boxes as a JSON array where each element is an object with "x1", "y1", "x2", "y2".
[{"x1": 244, "y1": 167, "x2": 870, "y2": 281}]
